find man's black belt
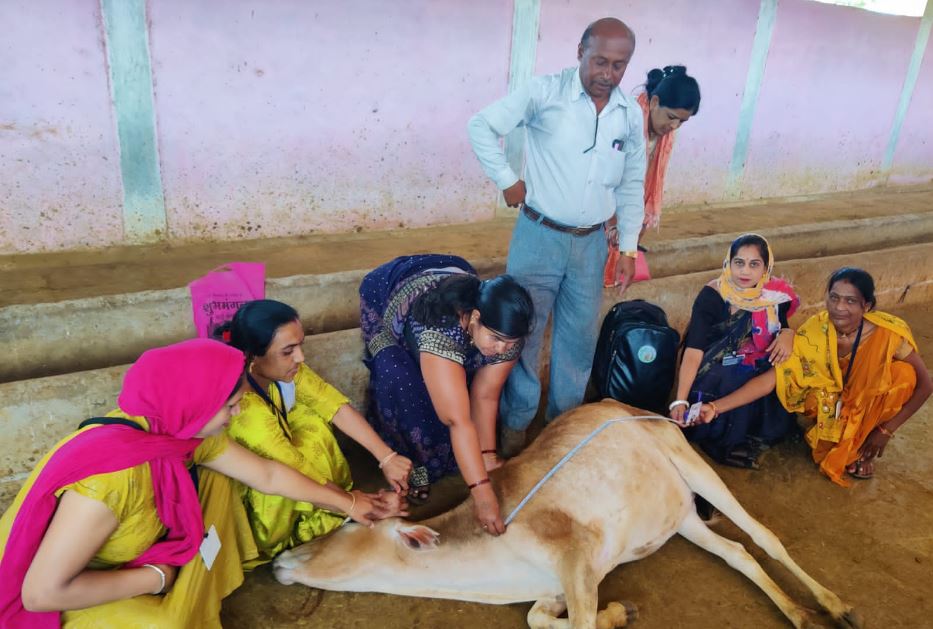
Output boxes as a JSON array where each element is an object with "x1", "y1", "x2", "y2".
[{"x1": 522, "y1": 205, "x2": 603, "y2": 236}]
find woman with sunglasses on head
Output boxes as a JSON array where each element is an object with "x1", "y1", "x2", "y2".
[
  {"x1": 360, "y1": 254, "x2": 534, "y2": 535},
  {"x1": 695, "y1": 268, "x2": 931, "y2": 485},
  {"x1": 216, "y1": 300, "x2": 412, "y2": 568},
  {"x1": 0, "y1": 339, "x2": 378, "y2": 628}
]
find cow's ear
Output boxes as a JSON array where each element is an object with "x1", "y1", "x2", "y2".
[{"x1": 395, "y1": 523, "x2": 440, "y2": 550}]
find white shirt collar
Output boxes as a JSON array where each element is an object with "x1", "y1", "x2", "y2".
[{"x1": 571, "y1": 66, "x2": 628, "y2": 109}]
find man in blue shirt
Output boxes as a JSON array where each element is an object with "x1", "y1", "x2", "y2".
[{"x1": 468, "y1": 18, "x2": 646, "y2": 455}]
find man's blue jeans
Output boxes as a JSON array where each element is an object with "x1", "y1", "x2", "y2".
[{"x1": 500, "y1": 210, "x2": 607, "y2": 430}]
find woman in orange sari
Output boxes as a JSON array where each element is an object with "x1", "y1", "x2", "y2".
[
  {"x1": 605, "y1": 65, "x2": 701, "y2": 287},
  {"x1": 695, "y1": 268, "x2": 932, "y2": 485}
]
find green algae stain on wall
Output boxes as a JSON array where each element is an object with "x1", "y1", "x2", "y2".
[{"x1": 100, "y1": 0, "x2": 166, "y2": 243}]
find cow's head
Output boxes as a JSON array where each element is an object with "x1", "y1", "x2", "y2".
[{"x1": 273, "y1": 519, "x2": 440, "y2": 588}]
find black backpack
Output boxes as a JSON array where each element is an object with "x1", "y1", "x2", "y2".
[{"x1": 591, "y1": 300, "x2": 680, "y2": 414}]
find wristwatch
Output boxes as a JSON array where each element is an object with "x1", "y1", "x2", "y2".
[{"x1": 620, "y1": 250, "x2": 638, "y2": 259}]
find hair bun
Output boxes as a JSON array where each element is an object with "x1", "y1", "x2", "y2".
[
  {"x1": 645, "y1": 68, "x2": 665, "y2": 95},
  {"x1": 663, "y1": 65, "x2": 687, "y2": 77}
]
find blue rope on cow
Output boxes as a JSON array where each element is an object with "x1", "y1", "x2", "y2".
[{"x1": 503, "y1": 415, "x2": 675, "y2": 526}]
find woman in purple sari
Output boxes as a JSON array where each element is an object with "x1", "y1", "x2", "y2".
[{"x1": 360, "y1": 254, "x2": 533, "y2": 535}]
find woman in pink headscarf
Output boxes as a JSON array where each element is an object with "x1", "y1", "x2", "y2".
[{"x1": 0, "y1": 339, "x2": 387, "y2": 628}]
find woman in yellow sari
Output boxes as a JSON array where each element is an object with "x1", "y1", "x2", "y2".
[
  {"x1": 695, "y1": 268, "x2": 931, "y2": 485},
  {"x1": 0, "y1": 339, "x2": 379, "y2": 628},
  {"x1": 217, "y1": 300, "x2": 412, "y2": 568}
]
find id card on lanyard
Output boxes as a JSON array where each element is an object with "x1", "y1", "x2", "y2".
[
  {"x1": 835, "y1": 321, "x2": 864, "y2": 418},
  {"x1": 721, "y1": 353, "x2": 745, "y2": 367}
]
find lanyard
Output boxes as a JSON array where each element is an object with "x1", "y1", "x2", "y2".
[
  {"x1": 246, "y1": 373, "x2": 290, "y2": 437},
  {"x1": 841, "y1": 320, "x2": 864, "y2": 390}
]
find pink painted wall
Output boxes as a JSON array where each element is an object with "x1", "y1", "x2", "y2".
[
  {"x1": 1, "y1": 0, "x2": 931, "y2": 255},
  {"x1": 742, "y1": 0, "x2": 918, "y2": 197},
  {"x1": 148, "y1": 1, "x2": 513, "y2": 242},
  {"x1": 0, "y1": 0, "x2": 124, "y2": 254},
  {"x1": 890, "y1": 35, "x2": 933, "y2": 184},
  {"x1": 535, "y1": 0, "x2": 762, "y2": 207}
]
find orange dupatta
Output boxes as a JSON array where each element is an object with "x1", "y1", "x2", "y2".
[
  {"x1": 603, "y1": 92, "x2": 675, "y2": 287},
  {"x1": 775, "y1": 311, "x2": 917, "y2": 486}
]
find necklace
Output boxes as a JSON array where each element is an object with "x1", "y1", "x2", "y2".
[{"x1": 837, "y1": 325, "x2": 860, "y2": 339}]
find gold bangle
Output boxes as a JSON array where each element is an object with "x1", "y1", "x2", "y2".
[
  {"x1": 877, "y1": 424, "x2": 895, "y2": 438},
  {"x1": 620, "y1": 250, "x2": 638, "y2": 259},
  {"x1": 708, "y1": 401, "x2": 719, "y2": 418},
  {"x1": 346, "y1": 491, "x2": 357, "y2": 516}
]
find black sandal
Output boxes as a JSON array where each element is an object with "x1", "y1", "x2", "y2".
[{"x1": 721, "y1": 445, "x2": 761, "y2": 470}]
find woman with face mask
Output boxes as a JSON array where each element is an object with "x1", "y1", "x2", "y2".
[
  {"x1": 695, "y1": 268, "x2": 932, "y2": 485},
  {"x1": 216, "y1": 300, "x2": 412, "y2": 568},
  {"x1": 0, "y1": 339, "x2": 378, "y2": 628}
]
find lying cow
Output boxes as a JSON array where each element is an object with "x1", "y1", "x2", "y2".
[{"x1": 274, "y1": 400, "x2": 861, "y2": 629}]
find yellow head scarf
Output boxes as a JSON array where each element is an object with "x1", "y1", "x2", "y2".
[{"x1": 709, "y1": 234, "x2": 793, "y2": 334}]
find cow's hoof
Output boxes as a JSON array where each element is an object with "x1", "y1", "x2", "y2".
[
  {"x1": 836, "y1": 608, "x2": 863, "y2": 629},
  {"x1": 598, "y1": 601, "x2": 638, "y2": 628}
]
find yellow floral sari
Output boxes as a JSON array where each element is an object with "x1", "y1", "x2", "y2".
[{"x1": 775, "y1": 311, "x2": 917, "y2": 485}]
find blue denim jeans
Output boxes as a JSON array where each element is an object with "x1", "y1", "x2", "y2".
[{"x1": 500, "y1": 211, "x2": 607, "y2": 430}]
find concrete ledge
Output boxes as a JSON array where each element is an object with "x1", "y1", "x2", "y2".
[
  {"x1": 3, "y1": 210, "x2": 931, "y2": 383},
  {"x1": 0, "y1": 260, "x2": 503, "y2": 383},
  {"x1": 2, "y1": 242, "x2": 931, "y2": 510},
  {"x1": 647, "y1": 212, "x2": 933, "y2": 279},
  {"x1": 0, "y1": 329, "x2": 365, "y2": 509}
]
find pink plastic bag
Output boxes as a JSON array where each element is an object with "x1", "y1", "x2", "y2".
[
  {"x1": 603, "y1": 249, "x2": 651, "y2": 288},
  {"x1": 188, "y1": 262, "x2": 265, "y2": 338}
]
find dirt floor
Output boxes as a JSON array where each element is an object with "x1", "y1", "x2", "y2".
[
  {"x1": 2, "y1": 184, "x2": 932, "y2": 307},
  {"x1": 3, "y1": 185, "x2": 930, "y2": 627},
  {"x1": 220, "y1": 300, "x2": 933, "y2": 629}
]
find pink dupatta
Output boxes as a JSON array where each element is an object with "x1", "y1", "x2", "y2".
[{"x1": 0, "y1": 339, "x2": 244, "y2": 628}]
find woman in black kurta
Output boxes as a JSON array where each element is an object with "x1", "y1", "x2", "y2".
[{"x1": 671, "y1": 234, "x2": 798, "y2": 468}]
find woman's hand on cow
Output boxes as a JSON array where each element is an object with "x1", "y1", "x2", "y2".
[
  {"x1": 381, "y1": 453, "x2": 413, "y2": 493},
  {"x1": 768, "y1": 328, "x2": 794, "y2": 364},
  {"x1": 669, "y1": 402, "x2": 688, "y2": 426},
  {"x1": 473, "y1": 484, "x2": 505, "y2": 536},
  {"x1": 346, "y1": 490, "x2": 377, "y2": 527},
  {"x1": 482, "y1": 451, "x2": 505, "y2": 472},
  {"x1": 366, "y1": 489, "x2": 409, "y2": 519}
]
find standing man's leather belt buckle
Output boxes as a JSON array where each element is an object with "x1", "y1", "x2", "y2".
[{"x1": 522, "y1": 205, "x2": 603, "y2": 236}]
